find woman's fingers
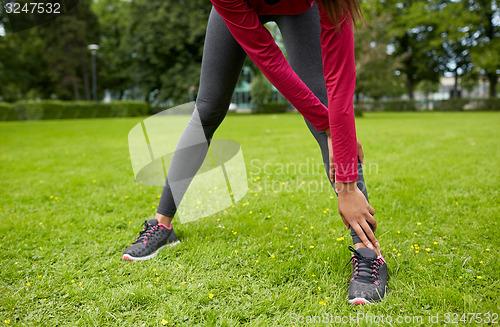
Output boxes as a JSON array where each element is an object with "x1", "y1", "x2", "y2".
[
  {"x1": 361, "y1": 220, "x2": 380, "y2": 248},
  {"x1": 357, "y1": 140, "x2": 365, "y2": 164},
  {"x1": 368, "y1": 204, "x2": 375, "y2": 216},
  {"x1": 366, "y1": 211, "x2": 377, "y2": 232},
  {"x1": 352, "y1": 224, "x2": 376, "y2": 250},
  {"x1": 340, "y1": 213, "x2": 350, "y2": 230}
]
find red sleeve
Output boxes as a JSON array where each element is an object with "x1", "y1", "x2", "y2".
[
  {"x1": 210, "y1": 0, "x2": 329, "y2": 131},
  {"x1": 317, "y1": 1, "x2": 359, "y2": 183}
]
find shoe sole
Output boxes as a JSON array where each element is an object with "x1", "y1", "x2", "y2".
[
  {"x1": 122, "y1": 240, "x2": 181, "y2": 261},
  {"x1": 348, "y1": 297, "x2": 372, "y2": 305}
]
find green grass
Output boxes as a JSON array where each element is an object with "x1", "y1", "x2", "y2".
[{"x1": 0, "y1": 112, "x2": 499, "y2": 326}]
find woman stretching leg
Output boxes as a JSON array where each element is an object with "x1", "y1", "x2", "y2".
[{"x1": 123, "y1": 2, "x2": 388, "y2": 304}]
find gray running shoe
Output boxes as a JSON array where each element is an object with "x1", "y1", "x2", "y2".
[
  {"x1": 347, "y1": 246, "x2": 388, "y2": 304},
  {"x1": 123, "y1": 218, "x2": 180, "y2": 261}
]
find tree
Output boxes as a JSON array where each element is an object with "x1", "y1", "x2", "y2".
[
  {"x1": 125, "y1": 0, "x2": 211, "y2": 105},
  {"x1": 354, "y1": 0, "x2": 406, "y2": 100}
]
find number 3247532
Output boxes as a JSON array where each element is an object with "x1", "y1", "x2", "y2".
[{"x1": 4, "y1": 2, "x2": 61, "y2": 14}]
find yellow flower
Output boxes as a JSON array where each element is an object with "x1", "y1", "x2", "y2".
[
  {"x1": 479, "y1": 261, "x2": 483, "y2": 264},
  {"x1": 330, "y1": 195, "x2": 334, "y2": 199},
  {"x1": 459, "y1": 276, "x2": 462, "y2": 279},
  {"x1": 284, "y1": 227, "x2": 288, "y2": 230},
  {"x1": 161, "y1": 319, "x2": 168, "y2": 325},
  {"x1": 309, "y1": 245, "x2": 314, "y2": 249},
  {"x1": 125, "y1": 195, "x2": 129, "y2": 199},
  {"x1": 254, "y1": 193, "x2": 258, "y2": 197},
  {"x1": 428, "y1": 258, "x2": 432, "y2": 262},
  {"x1": 249, "y1": 211, "x2": 252, "y2": 214},
  {"x1": 181, "y1": 281, "x2": 186, "y2": 285},
  {"x1": 415, "y1": 251, "x2": 419, "y2": 254},
  {"x1": 26, "y1": 282, "x2": 30, "y2": 286},
  {"x1": 455, "y1": 201, "x2": 458, "y2": 205},
  {"x1": 156, "y1": 277, "x2": 160, "y2": 281},
  {"x1": 157, "y1": 195, "x2": 161, "y2": 199},
  {"x1": 410, "y1": 245, "x2": 414, "y2": 249},
  {"x1": 38, "y1": 275, "x2": 42, "y2": 279},
  {"x1": 433, "y1": 242, "x2": 438, "y2": 245},
  {"x1": 397, "y1": 253, "x2": 401, "y2": 257},
  {"x1": 129, "y1": 221, "x2": 132, "y2": 224},
  {"x1": 486, "y1": 248, "x2": 490, "y2": 251},
  {"x1": 289, "y1": 245, "x2": 294, "y2": 248},
  {"x1": 323, "y1": 261, "x2": 328, "y2": 264},
  {"x1": 323, "y1": 211, "x2": 326, "y2": 213},
  {"x1": 71, "y1": 280, "x2": 75, "y2": 284},
  {"x1": 4, "y1": 319, "x2": 10, "y2": 324},
  {"x1": 311, "y1": 274, "x2": 316, "y2": 277},
  {"x1": 324, "y1": 297, "x2": 330, "y2": 301},
  {"x1": 178, "y1": 264, "x2": 182, "y2": 268},
  {"x1": 310, "y1": 226, "x2": 314, "y2": 230},
  {"x1": 318, "y1": 286, "x2": 321, "y2": 291},
  {"x1": 39, "y1": 247, "x2": 43, "y2": 250},
  {"x1": 319, "y1": 301, "x2": 326, "y2": 305},
  {"x1": 233, "y1": 231, "x2": 237, "y2": 235},
  {"x1": 397, "y1": 231, "x2": 401, "y2": 234},
  {"x1": 50, "y1": 195, "x2": 54, "y2": 199},
  {"x1": 417, "y1": 222, "x2": 421, "y2": 226},
  {"x1": 413, "y1": 232, "x2": 417, "y2": 235},
  {"x1": 255, "y1": 260, "x2": 259, "y2": 263},
  {"x1": 79, "y1": 282, "x2": 82, "y2": 287},
  {"x1": 267, "y1": 215, "x2": 271, "y2": 218},
  {"x1": 153, "y1": 269, "x2": 156, "y2": 272},
  {"x1": 234, "y1": 250, "x2": 239, "y2": 254},
  {"x1": 392, "y1": 248, "x2": 396, "y2": 252},
  {"x1": 271, "y1": 254, "x2": 275, "y2": 259},
  {"x1": 336, "y1": 237, "x2": 344, "y2": 242},
  {"x1": 92, "y1": 179, "x2": 96, "y2": 183},
  {"x1": 477, "y1": 276, "x2": 482, "y2": 280},
  {"x1": 209, "y1": 293, "x2": 214, "y2": 299},
  {"x1": 425, "y1": 248, "x2": 431, "y2": 252}
]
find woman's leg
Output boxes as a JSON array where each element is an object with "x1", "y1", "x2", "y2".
[
  {"x1": 155, "y1": 7, "x2": 247, "y2": 224},
  {"x1": 275, "y1": 5, "x2": 373, "y2": 245}
]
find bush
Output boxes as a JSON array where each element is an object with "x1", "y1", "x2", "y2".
[
  {"x1": 252, "y1": 102, "x2": 288, "y2": 114},
  {"x1": 355, "y1": 100, "x2": 417, "y2": 112},
  {"x1": 433, "y1": 99, "x2": 469, "y2": 111},
  {"x1": 0, "y1": 102, "x2": 16, "y2": 121},
  {"x1": 0, "y1": 100, "x2": 149, "y2": 121}
]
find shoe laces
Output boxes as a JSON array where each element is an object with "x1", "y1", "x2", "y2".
[
  {"x1": 346, "y1": 246, "x2": 384, "y2": 284},
  {"x1": 133, "y1": 220, "x2": 161, "y2": 245}
]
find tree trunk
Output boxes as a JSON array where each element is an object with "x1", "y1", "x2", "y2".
[
  {"x1": 487, "y1": 72, "x2": 497, "y2": 98},
  {"x1": 82, "y1": 64, "x2": 90, "y2": 101},
  {"x1": 72, "y1": 78, "x2": 80, "y2": 100},
  {"x1": 407, "y1": 77, "x2": 414, "y2": 99}
]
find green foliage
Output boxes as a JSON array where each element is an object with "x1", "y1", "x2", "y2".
[
  {"x1": 356, "y1": 100, "x2": 417, "y2": 112},
  {"x1": 252, "y1": 102, "x2": 288, "y2": 114},
  {"x1": 434, "y1": 98, "x2": 500, "y2": 111},
  {"x1": 250, "y1": 74, "x2": 272, "y2": 106},
  {"x1": 0, "y1": 101, "x2": 149, "y2": 121}
]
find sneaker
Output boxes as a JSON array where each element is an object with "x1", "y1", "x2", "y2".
[
  {"x1": 347, "y1": 246, "x2": 388, "y2": 304},
  {"x1": 122, "y1": 218, "x2": 180, "y2": 261}
]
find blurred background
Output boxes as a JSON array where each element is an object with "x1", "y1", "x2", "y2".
[{"x1": 0, "y1": 0, "x2": 498, "y2": 116}]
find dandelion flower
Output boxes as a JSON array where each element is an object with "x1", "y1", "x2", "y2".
[
  {"x1": 181, "y1": 281, "x2": 186, "y2": 285},
  {"x1": 233, "y1": 231, "x2": 237, "y2": 235},
  {"x1": 161, "y1": 319, "x2": 168, "y2": 325},
  {"x1": 39, "y1": 247, "x2": 43, "y2": 250},
  {"x1": 425, "y1": 248, "x2": 431, "y2": 252},
  {"x1": 38, "y1": 275, "x2": 42, "y2": 279},
  {"x1": 234, "y1": 250, "x2": 239, "y2": 254},
  {"x1": 26, "y1": 282, "x2": 30, "y2": 286},
  {"x1": 323, "y1": 261, "x2": 328, "y2": 264},
  {"x1": 392, "y1": 248, "x2": 396, "y2": 252},
  {"x1": 417, "y1": 222, "x2": 421, "y2": 226},
  {"x1": 433, "y1": 242, "x2": 438, "y2": 245},
  {"x1": 4, "y1": 319, "x2": 10, "y2": 324},
  {"x1": 310, "y1": 226, "x2": 314, "y2": 230},
  {"x1": 209, "y1": 293, "x2": 214, "y2": 299},
  {"x1": 324, "y1": 297, "x2": 330, "y2": 301},
  {"x1": 477, "y1": 276, "x2": 482, "y2": 280},
  {"x1": 415, "y1": 251, "x2": 419, "y2": 254},
  {"x1": 397, "y1": 231, "x2": 401, "y2": 234},
  {"x1": 336, "y1": 237, "x2": 344, "y2": 242},
  {"x1": 309, "y1": 245, "x2": 314, "y2": 249},
  {"x1": 71, "y1": 280, "x2": 75, "y2": 284},
  {"x1": 479, "y1": 261, "x2": 483, "y2": 264},
  {"x1": 284, "y1": 227, "x2": 288, "y2": 230},
  {"x1": 319, "y1": 301, "x2": 326, "y2": 305},
  {"x1": 428, "y1": 259, "x2": 432, "y2": 262},
  {"x1": 79, "y1": 282, "x2": 82, "y2": 287},
  {"x1": 318, "y1": 286, "x2": 321, "y2": 291},
  {"x1": 289, "y1": 245, "x2": 294, "y2": 248},
  {"x1": 397, "y1": 253, "x2": 401, "y2": 257},
  {"x1": 153, "y1": 269, "x2": 156, "y2": 272},
  {"x1": 311, "y1": 274, "x2": 316, "y2": 277},
  {"x1": 271, "y1": 254, "x2": 275, "y2": 259},
  {"x1": 459, "y1": 276, "x2": 462, "y2": 279},
  {"x1": 486, "y1": 248, "x2": 490, "y2": 252},
  {"x1": 255, "y1": 260, "x2": 259, "y2": 263}
]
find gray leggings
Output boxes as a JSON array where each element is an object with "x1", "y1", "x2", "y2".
[{"x1": 157, "y1": 5, "x2": 372, "y2": 244}]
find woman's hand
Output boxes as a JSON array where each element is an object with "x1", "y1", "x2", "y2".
[
  {"x1": 324, "y1": 127, "x2": 364, "y2": 183},
  {"x1": 336, "y1": 181, "x2": 379, "y2": 250}
]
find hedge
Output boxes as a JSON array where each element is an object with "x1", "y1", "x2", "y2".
[
  {"x1": 356, "y1": 98, "x2": 500, "y2": 112},
  {"x1": 252, "y1": 102, "x2": 289, "y2": 114},
  {"x1": 0, "y1": 100, "x2": 149, "y2": 121}
]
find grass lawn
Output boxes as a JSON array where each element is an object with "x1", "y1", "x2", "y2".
[{"x1": 0, "y1": 112, "x2": 499, "y2": 326}]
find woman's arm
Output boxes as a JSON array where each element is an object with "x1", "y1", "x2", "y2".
[
  {"x1": 210, "y1": 0, "x2": 329, "y2": 132},
  {"x1": 317, "y1": 1, "x2": 358, "y2": 183}
]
